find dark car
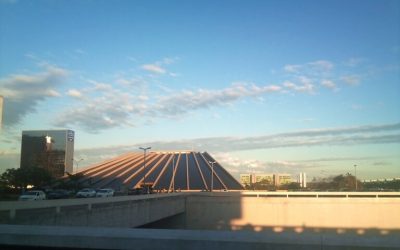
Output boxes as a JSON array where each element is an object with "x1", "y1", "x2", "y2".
[
  {"x1": 128, "y1": 187, "x2": 154, "y2": 195},
  {"x1": 47, "y1": 189, "x2": 70, "y2": 199}
]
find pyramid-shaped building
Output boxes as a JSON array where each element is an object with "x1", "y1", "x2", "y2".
[{"x1": 75, "y1": 151, "x2": 243, "y2": 191}]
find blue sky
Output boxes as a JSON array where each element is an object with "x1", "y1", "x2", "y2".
[{"x1": 0, "y1": 0, "x2": 399, "y2": 181}]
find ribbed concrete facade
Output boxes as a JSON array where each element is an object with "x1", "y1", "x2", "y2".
[{"x1": 76, "y1": 151, "x2": 243, "y2": 191}]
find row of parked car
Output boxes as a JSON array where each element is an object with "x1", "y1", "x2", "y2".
[{"x1": 18, "y1": 188, "x2": 115, "y2": 201}]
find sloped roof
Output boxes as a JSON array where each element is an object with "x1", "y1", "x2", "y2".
[{"x1": 76, "y1": 151, "x2": 243, "y2": 191}]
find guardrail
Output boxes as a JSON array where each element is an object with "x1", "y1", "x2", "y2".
[{"x1": 196, "y1": 191, "x2": 400, "y2": 198}]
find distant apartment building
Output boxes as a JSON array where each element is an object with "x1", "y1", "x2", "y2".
[
  {"x1": 274, "y1": 174, "x2": 292, "y2": 186},
  {"x1": 255, "y1": 174, "x2": 274, "y2": 185},
  {"x1": 240, "y1": 173, "x2": 292, "y2": 187},
  {"x1": 240, "y1": 174, "x2": 252, "y2": 186},
  {"x1": 298, "y1": 172, "x2": 307, "y2": 188},
  {"x1": 20, "y1": 130, "x2": 75, "y2": 178}
]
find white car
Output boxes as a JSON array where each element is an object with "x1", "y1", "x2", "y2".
[
  {"x1": 76, "y1": 188, "x2": 96, "y2": 198},
  {"x1": 19, "y1": 190, "x2": 46, "y2": 201},
  {"x1": 96, "y1": 188, "x2": 114, "y2": 197}
]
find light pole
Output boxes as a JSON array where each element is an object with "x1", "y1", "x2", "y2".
[
  {"x1": 74, "y1": 158, "x2": 84, "y2": 173},
  {"x1": 209, "y1": 161, "x2": 216, "y2": 192},
  {"x1": 354, "y1": 164, "x2": 357, "y2": 191},
  {"x1": 172, "y1": 154, "x2": 175, "y2": 192},
  {"x1": 140, "y1": 147, "x2": 151, "y2": 194}
]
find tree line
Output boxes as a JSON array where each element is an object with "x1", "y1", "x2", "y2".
[
  {"x1": 0, "y1": 167, "x2": 85, "y2": 194},
  {"x1": 244, "y1": 173, "x2": 400, "y2": 191}
]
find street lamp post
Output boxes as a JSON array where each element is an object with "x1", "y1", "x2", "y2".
[
  {"x1": 354, "y1": 164, "x2": 358, "y2": 191},
  {"x1": 172, "y1": 154, "x2": 175, "y2": 192},
  {"x1": 209, "y1": 161, "x2": 216, "y2": 192},
  {"x1": 74, "y1": 158, "x2": 84, "y2": 173},
  {"x1": 139, "y1": 147, "x2": 151, "y2": 194}
]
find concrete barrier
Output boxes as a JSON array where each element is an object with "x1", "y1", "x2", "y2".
[
  {"x1": 185, "y1": 192, "x2": 400, "y2": 231},
  {"x1": 0, "y1": 224, "x2": 399, "y2": 250},
  {"x1": 1, "y1": 191, "x2": 400, "y2": 249},
  {"x1": 0, "y1": 193, "x2": 185, "y2": 227}
]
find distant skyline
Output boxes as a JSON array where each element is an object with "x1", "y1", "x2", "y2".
[{"x1": 0, "y1": 0, "x2": 399, "y2": 180}]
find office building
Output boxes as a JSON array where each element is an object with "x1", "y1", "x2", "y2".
[
  {"x1": 240, "y1": 174, "x2": 252, "y2": 186},
  {"x1": 239, "y1": 173, "x2": 292, "y2": 187},
  {"x1": 255, "y1": 174, "x2": 274, "y2": 185},
  {"x1": 20, "y1": 130, "x2": 74, "y2": 178},
  {"x1": 274, "y1": 174, "x2": 292, "y2": 186}
]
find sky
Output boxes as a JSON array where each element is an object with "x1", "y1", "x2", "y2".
[{"x1": 0, "y1": 0, "x2": 399, "y2": 181}]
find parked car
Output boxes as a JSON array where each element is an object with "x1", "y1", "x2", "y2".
[
  {"x1": 47, "y1": 189, "x2": 70, "y2": 199},
  {"x1": 96, "y1": 188, "x2": 114, "y2": 197},
  {"x1": 127, "y1": 187, "x2": 154, "y2": 195},
  {"x1": 76, "y1": 188, "x2": 96, "y2": 198},
  {"x1": 18, "y1": 190, "x2": 46, "y2": 201}
]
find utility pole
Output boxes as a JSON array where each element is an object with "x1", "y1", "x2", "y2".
[
  {"x1": 172, "y1": 154, "x2": 175, "y2": 192},
  {"x1": 354, "y1": 164, "x2": 358, "y2": 191}
]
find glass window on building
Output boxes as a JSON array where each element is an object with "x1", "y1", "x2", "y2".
[{"x1": 20, "y1": 130, "x2": 74, "y2": 178}]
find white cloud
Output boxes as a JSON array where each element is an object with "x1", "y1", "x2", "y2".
[
  {"x1": 54, "y1": 80, "x2": 283, "y2": 132},
  {"x1": 67, "y1": 89, "x2": 83, "y2": 98},
  {"x1": 0, "y1": 65, "x2": 68, "y2": 126},
  {"x1": 320, "y1": 79, "x2": 337, "y2": 90},
  {"x1": 139, "y1": 122, "x2": 400, "y2": 152},
  {"x1": 284, "y1": 64, "x2": 302, "y2": 73},
  {"x1": 116, "y1": 77, "x2": 146, "y2": 87},
  {"x1": 154, "y1": 82, "x2": 282, "y2": 117},
  {"x1": 308, "y1": 60, "x2": 334, "y2": 71},
  {"x1": 46, "y1": 89, "x2": 61, "y2": 97},
  {"x1": 341, "y1": 75, "x2": 361, "y2": 85},
  {"x1": 283, "y1": 79, "x2": 314, "y2": 94},
  {"x1": 159, "y1": 57, "x2": 178, "y2": 65},
  {"x1": 54, "y1": 87, "x2": 142, "y2": 132},
  {"x1": 141, "y1": 64, "x2": 167, "y2": 74},
  {"x1": 141, "y1": 57, "x2": 179, "y2": 75},
  {"x1": 284, "y1": 60, "x2": 334, "y2": 74}
]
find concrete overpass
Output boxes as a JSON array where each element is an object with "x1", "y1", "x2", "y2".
[
  {"x1": 1, "y1": 191, "x2": 400, "y2": 249},
  {"x1": 0, "y1": 193, "x2": 185, "y2": 228}
]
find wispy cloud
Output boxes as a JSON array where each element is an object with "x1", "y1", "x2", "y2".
[
  {"x1": 141, "y1": 64, "x2": 166, "y2": 74},
  {"x1": 54, "y1": 81, "x2": 282, "y2": 132},
  {"x1": 341, "y1": 75, "x2": 361, "y2": 85},
  {"x1": 140, "y1": 57, "x2": 179, "y2": 75},
  {"x1": 281, "y1": 60, "x2": 337, "y2": 94},
  {"x1": 116, "y1": 77, "x2": 146, "y2": 87},
  {"x1": 154, "y1": 82, "x2": 281, "y2": 117},
  {"x1": 320, "y1": 79, "x2": 337, "y2": 90},
  {"x1": 67, "y1": 89, "x2": 83, "y2": 98},
  {"x1": 214, "y1": 152, "x2": 318, "y2": 171},
  {"x1": 283, "y1": 79, "x2": 314, "y2": 94},
  {"x1": 284, "y1": 60, "x2": 334, "y2": 74},
  {"x1": 0, "y1": 65, "x2": 68, "y2": 126},
  {"x1": 54, "y1": 84, "x2": 145, "y2": 132},
  {"x1": 75, "y1": 123, "x2": 400, "y2": 161}
]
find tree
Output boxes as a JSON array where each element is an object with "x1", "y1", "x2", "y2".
[
  {"x1": 280, "y1": 182, "x2": 301, "y2": 190},
  {"x1": 308, "y1": 173, "x2": 363, "y2": 191},
  {"x1": 0, "y1": 167, "x2": 53, "y2": 190}
]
